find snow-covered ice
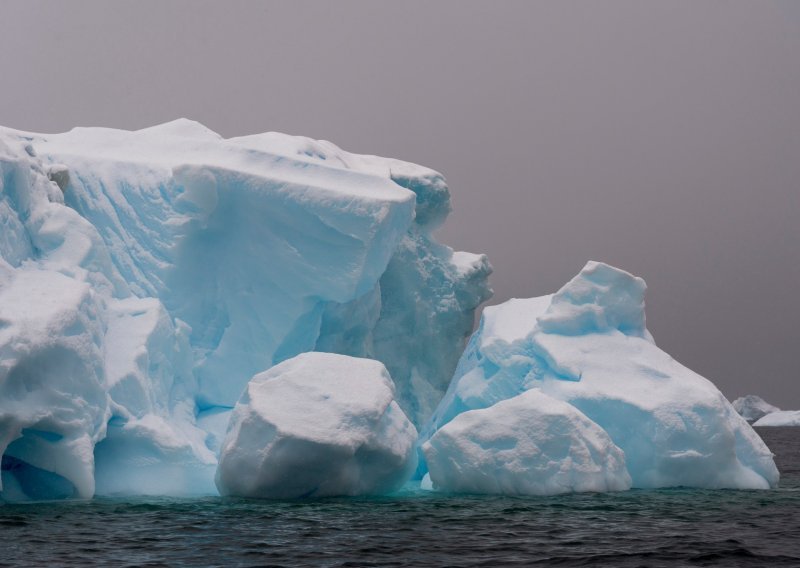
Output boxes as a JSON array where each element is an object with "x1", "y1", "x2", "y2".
[
  {"x1": 421, "y1": 261, "x2": 779, "y2": 492},
  {"x1": 423, "y1": 389, "x2": 631, "y2": 495},
  {"x1": 754, "y1": 411, "x2": 800, "y2": 427},
  {"x1": 0, "y1": 120, "x2": 488, "y2": 500},
  {"x1": 216, "y1": 352, "x2": 417, "y2": 498},
  {"x1": 0, "y1": 118, "x2": 781, "y2": 501},
  {"x1": 732, "y1": 395, "x2": 780, "y2": 423}
]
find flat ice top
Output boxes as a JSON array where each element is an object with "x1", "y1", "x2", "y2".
[
  {"x1": 480, "y1": 295, "x2": 553, "y2": 346},
  {"x1": 245, "y1": 352, "x2": 396, "y2": 445},
  {"x1": 24, "y1": 119, "x2": 418, "y2": 204},
  {"x1": 754, "y1": 410, "x2": 800, "y2": 427}
]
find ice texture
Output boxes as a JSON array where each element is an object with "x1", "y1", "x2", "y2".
[
  {"x1": 421, "y1": 261, "x2": 779, "y2": 491},
  {"x1": 732, "y1": 395, "x2": 780, "y2": 423},
  {"x1": 0, "y1": 121, "x2": 489, "y2": 500},
  {"x1": 216, "y1": 353, "x2": 417, "y2": 498},
  {"x1": 753, "y1": 411, "x2": 800, "y2": 427},
  {"x1": 423, "y1": 390, "x2": 631, "y2": 495}
]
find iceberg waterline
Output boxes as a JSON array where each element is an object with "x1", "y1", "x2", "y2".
[{"x1": 0, "y1": 119, "x2": 777, "y2": 501}]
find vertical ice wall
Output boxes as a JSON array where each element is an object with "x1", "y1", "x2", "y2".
[{"x1": 315, "y1": 166, "x2": 492, "y2": 426}]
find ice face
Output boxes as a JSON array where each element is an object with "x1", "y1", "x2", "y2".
[
  {"x1": 215, "y1": 352, "x2": 417, "y2": 498},
  {"x1": 0, "y1": 268, "x2": 108, "y2": 500},
  {"x1": 421, "y1": 261, "x2": 779, "y2": 491},
  {"x1": 423, "y1": 389, "x2": 631, "y2": 495},
  {"x1": 0, "y1": 121, "x2": 489, "y2": 500},
  {"x1": 753, "y1": 410, "x2": 800, "y2": 427},
  {"x1": 732, "y1": 395, "x2": 781, "y2": 423}
]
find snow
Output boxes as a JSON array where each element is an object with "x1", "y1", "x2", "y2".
[
  {"x1": 0, "y1": 120, "x2": 488, "y2": 500},
  {"x1": 420, "y1": 261, "x2": 779, "y2": 491},
  {"x1": 732, "y1": 395, "x2": 780, "y2": 423},
  {"x1": 754, "y1": 410, "x2": 800, "y2": 427},
  {"x1": 423, "y1": 390, "x2": 631, "y2": 495},
  {"x1": 215, "y1": 353, "x2": 417, "y2": 498}
]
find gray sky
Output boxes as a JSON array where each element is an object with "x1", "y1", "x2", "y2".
[{"x1": 1, "y1": 1, "x2": 798, "y2": 406}]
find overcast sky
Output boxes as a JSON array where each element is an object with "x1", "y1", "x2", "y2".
[{"x1": 1, "y1": 1, "x2": 798, "y2": 406}]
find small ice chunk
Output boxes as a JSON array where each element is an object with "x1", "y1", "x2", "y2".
[
  {"x1": 215, "y1": 353, "x2": 417, "y2": 498},
  {"x1": 423, "y1": 389, "x2": 631, "y2": 495}
]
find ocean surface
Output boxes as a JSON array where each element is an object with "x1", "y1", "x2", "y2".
[{"x1": 1, "y1": 427, "x2": 798, "y2": 567}]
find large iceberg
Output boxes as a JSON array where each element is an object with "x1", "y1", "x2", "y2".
[
  {"x1": 0, "y1": 118, "x2": 781, "y2": 501},
  {"x1": 421, "y1": 261, "x2": 779, "y2": 492},
  {"x1": 732, "y1": 395, "x2": 780, "y2": 423},
  {"x1": 216, "y1": 352, "x2": 417, "y2": 498},
  {"x1": 0, "y1": 120, "x2": 490, "y2": 500}
]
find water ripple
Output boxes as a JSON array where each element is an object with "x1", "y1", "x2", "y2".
[{"x1": 1, "y1": 428, "x2": 799, "y2": 567}]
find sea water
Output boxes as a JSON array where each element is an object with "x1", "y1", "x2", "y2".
[{"x1": 1, "y1": 427, "x2": 798, "y2": 567}]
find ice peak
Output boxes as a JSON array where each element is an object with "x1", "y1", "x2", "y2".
[
  {"x1": 135, "y1": 118, "x2": 223, "y2": 140},
  {"x1": 538, "y1": 261, "x2": 649, "y2": 338}
]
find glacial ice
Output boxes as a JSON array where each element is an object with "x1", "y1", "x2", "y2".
[
  {"x1": 753, "y1": 411, "x2": 800, "y2": 427},
  {"x1": 423, "y1": 389, "x2": 631, "y2": 495},
  {"x1": 732, "y1": 395, "x2": 780, "y2": 423},
  {"x1": 0, "y1": 118, "x2": 781, "y2": 501},
  {"x1": 420, "y1": 261, "x2": 779, "y2": 492},
  {"x1": 216, "y1": 352, "x2": 417, "y2": 498},
  {"x1": 0, "y1": 120, "x2": 488, "y2": 500}
]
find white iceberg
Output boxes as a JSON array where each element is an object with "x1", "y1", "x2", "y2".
[
  {"x1": 732, "y1": 395, "x2": 780, "y2": 423},
  {"x1": 423, "y1": 389, "x2": 631, "y2": 495},
  {"x1": 215, "y1": 352, "x2": 417, "y2": 498},
  {"x1": 753, "y1": 411, "x2": 800, "y2": 427},
  {"x1": 421, "y1": 261, "x2": 779, "y2": 491},
  {"x1": 0, "y1": 120, "x2": 489, "y2": 500}
]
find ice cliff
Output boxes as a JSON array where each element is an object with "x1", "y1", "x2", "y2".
[{"x1": 0, "y1": 120, "x2": 490, "y2": 500}]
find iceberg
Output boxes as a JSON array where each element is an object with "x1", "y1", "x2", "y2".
[
  {"x1": 421, "y1": 261, "x2": 779, "y2": 491},
  {"x1": 732, "y1": 395, "x2": 780, "y2": 423},
  {"x1": 423, "y1": 389, "x2": 631, "y2": 495},
  {"x1": 216, "y1": 352, "x2": 417, "y2": 498},
  {"x1": 0, "y1": 117, "x2": 781, "y2": 501},
  {"x1": 0, "y1": 120, "x2": 489, "y2": 500},
  {"x1": 754, "y1": 411, "x2": 800, "y2": 427}
]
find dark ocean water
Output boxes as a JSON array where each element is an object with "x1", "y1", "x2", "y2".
[{"x1": 1, "y1": 427, "x2": 798, "y2": 568}]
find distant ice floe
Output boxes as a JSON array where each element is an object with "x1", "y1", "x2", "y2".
[
  {"x1": 754, "y1": 411, "x2": 800, "y2": 427},
  {"x1": 732, "y1": 395, "x2": 781, "y2": 423}
]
